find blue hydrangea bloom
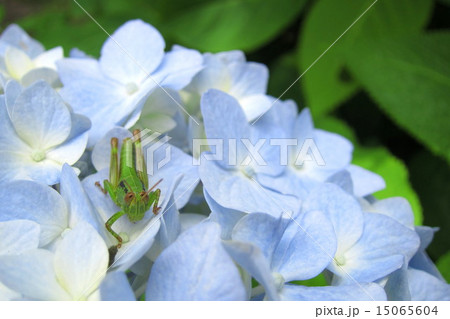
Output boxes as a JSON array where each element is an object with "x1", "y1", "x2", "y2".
[
  {"x1": 199, "y1": 89, "x2": 300, "y2": 216},
  {"x1": 303, "y1": 183, "x2": 420, "y2": 285},
  {"x1": 0, "y1": 164, "x2": 101, "y2": 249},
  {"x1": 57, "y1": 20, "x2": 203, "y2": 147},
  {"x1": 0, "y1": 24, "x2": 62, "y2": 88},
  {"x1": 146, "y1": 221, "x2": 247, "y2": 301},
  {"x1": 256, "y1": 106, "x2": 385, "y2": 200},
  {"x1": 223, "y1": 211, "x2": 336, "y2": 300},
  {"x1": 0, "y1": 222, "x2": 109, "y2": 300},
  {"x1": 0, "y1": 80, "x2": 90, "y2": 185},
  {"x1": 181, "y1": 50, "x2": 272, "y2": 122}
]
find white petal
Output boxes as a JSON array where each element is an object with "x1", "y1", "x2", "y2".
[
  {"x1": 100, "y1": 19, "x2": 165, "y2": 84},
  {"x1": 33, "y1": 47, "x2": 63, "y2": 69},
  {"x1": 10, "y1": 81, "x2": 71, "y2": 149},
  {"x1": 54, "y1": 222, "x2": 108, "y2": 300},
  {"x1": 0, "y1": 180, "x2": 68, "y2": 247},
  {"x1": 0, "y1": 250, "x2": 71, "y2": 300},
  {"x1": 239, "y1": 94, "x2": 273, "y2": 122},
  {"x1": 0, "y1": 220, "x2": 40, "y2": 255},
  {"x1": 4, "y1": 47, "x2": 33, "y2": 80}
]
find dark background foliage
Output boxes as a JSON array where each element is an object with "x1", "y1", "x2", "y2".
[{"x1": 1, "y1": 0, "x2": 449, "y2": 280}]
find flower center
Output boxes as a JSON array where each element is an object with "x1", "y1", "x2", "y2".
[
  {"x1": 61, "y1": 228, "x2": 72, "y2": 238},
  {"x1": 334, "y1": 255, "x2": 346, "y2": 266},
  {"x1": 125, "y1": 82, "x2": 139, "y2": 95},
  {"x1": 272, "y1": 272, "x2": 285, "y2": 291},
  {"x1": 31, "y1": 150, "x2": 46, "y2": 162}
]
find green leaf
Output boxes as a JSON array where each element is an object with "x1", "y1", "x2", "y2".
[
  {"x1": 436, "y1": 251, "x2": 450, "y2": 283},
  {"x1": 268, "y1": 53, "x2": 304, "y2": 104},
  {"x1": 290, "y1": 273, "x2": 328, "y2": 287},
  {"x1": 346, "y1": 32, "x2": 450, "y2": 163},
  {"x1": 298, "y1": 0, "x2": 433, "y2": 117},
  {"x1": 353, "y1": 147, "x2": 423, "y2": 225},
  {"x1": 164, "y1": 0, "x2": 308, "y2": 52},
  {"x1": 409, "y1": 151, "x2": 450, "y2": 260}
]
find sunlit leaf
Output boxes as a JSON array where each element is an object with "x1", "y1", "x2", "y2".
[
  {"x1": 298, "y1": 0, "x2": 433, "y2": 116},
  {"x1": 346, "y1": 32, "x2": 450, "y2": 163}
]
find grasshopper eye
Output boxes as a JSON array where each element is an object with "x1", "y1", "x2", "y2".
[
  {"x1": 140, "y1": 191, "x2": 149, "y2": 202},
  {"x1": 124, "y1": 192, "x2": 135, "y2": 204}
]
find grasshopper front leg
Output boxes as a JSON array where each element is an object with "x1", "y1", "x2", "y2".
[
  {"x1": 150, "y1": 188, "x2": 161, "y2": 215},
  {"x1": 105, "y1": 211, "x2": 126, "y2": 248}
]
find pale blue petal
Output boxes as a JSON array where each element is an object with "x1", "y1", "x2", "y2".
[
  {"x1": 274, "y1": 211, "x2": 337, "y2": 282},
  {"x1": 384, "y1": 260, "x2": 411, "y2": 301},
  {"x1": 145, "y1": 142, "x2": 199, "y2": 209},
  {"x1": 281, "y1": 283, "x2": 387, "y2": 301},
  {"x1": 305, "y1": 130, "x2": 353, "y2": 180},
  {"x1": 366, "y1": 197, "x2": 415, "y2": 229},
  {"x1": 21, "y1": 67, "x2": 60, "y2": 88},
  {"x1": 100, "y1": 19, "x2": 165, "y2": 84},
  {"x1": 205, "y1": 189, "x2": 246, "y2": 240},
  {"x1": 228, "y1": 62, "x2": 268, "y2": 97},
  {"x1": 409, "y1": 226, "x2": 443, "y2": 280},
  {"x1": 57, "y1": 59, "x2": 124, "y2": 117},
  {"x1": 215, "y1": 50, "x2": 246, "y2": 63},
  {"x1": 0, "y1": 250, "x2": 71, "y2": 300},
  {"x1": 99, "y1": 271, "x2": 136, "y2": 301},
  {"x1": 336, "y1": 213, "x2": 420, "y2": 284},
  {"x1": 0, "y1": 220, "x2": 40, "y2": 255},
  {"x1": 4, "y1": 79, "x2": 22, "y2": 114},
  {"x1": 179, "y1": 213, "x2": 206, "y2": 232},
  {"x1": 348, "y1": 164, "x2": 385, "y2": 197},
  {"x1": 91, "y1": 127, "x2": 131, "y2": 171},
  {"x1": 200, "y1": 158, "x2": 300, "y2": 217},
  {"x1": 0, "y1": 180, "x2": 68, "y2": 246},
  {"x1": 223, "y1": 241, "x2": 279, "y2": 301},
  {"x1": 0, "y1": 24, "x2": 44, "y2": 58},
  {"x1": 232, "y1": 213, "x2": 288, "y2": 263},
  {"x1": 146, "y1": 222, "x2": 247, "y2": 301},
  {"x1": 408, "y1": 268, "x2": 450, "y2": 301},
  {"x1": 183, "y1": 52, "x2": 232, "y2": 95},
  {"x1": 10, "y1": 81, "x2": 71, "y2": 149},
  {"x1": 257, "y1": 169, "x2": 311, "y2": 200},
  {"x1": 151, "y1": 46, "x2": 203, "y2": 90},
  {"x1": 304, "y1": 183, "x2": 363, "y2": 254},
  {"x1": 201, "y1": 89, "x2": 250, "y2": 169},
  {"x1": 57, "y1": 59, "x2": 126, "y2": 147},
  {"x1": 294, "y1": 108, "x2": 314, "y2": 140},
  {"x1": 415, "y1": 226, "x2": 437, "y2": 251},
  {"x1": 147, "y1": 177, "x2": 183, "y2": 261},
  {"x1": 239, "y1": 94, "x2": 273, "y2": 122},
  {"x1": 60, "y1": 164, "x2": 102, "y2": 232},
  {"x1": 326, "y1": 170, "x2": 354, "y2": 194},
  {"x1": 0, "y1": 150, "x2": 63, "y2": 185},
  {"x1": 46, "y1": 114, "x2": 90, "y2": 165},
  {"x1": 0, "y1": 94, "x2": 26, "y2": 151},
  {"x1": 69, "y1": 47, "x2": 91, "y2": 59},
  {"x1": 54, "y1": 222, "x2": 109, "y2": 300},
  {"x1": 252, "y1": 98, "x2": 298, "y2": 138}
]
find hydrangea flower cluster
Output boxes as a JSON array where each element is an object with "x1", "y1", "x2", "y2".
[{"x1": 0, "y1": 20, "x2": 448, "y2": 301}]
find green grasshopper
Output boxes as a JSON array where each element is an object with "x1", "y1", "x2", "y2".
[{"x1": 95, "y1": 129, "x2": 162, "y2": 251}]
